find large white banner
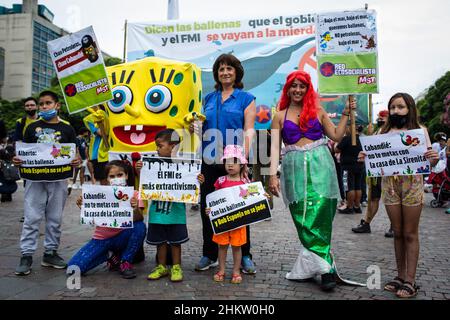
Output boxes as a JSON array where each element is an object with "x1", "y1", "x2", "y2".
[
  {"x1": 127, "y1": 14, "x2": 370, "y2": 128},
  {"x1": 81, "y1": 185, "x2": 134, "y2": 229},
  {"x1": 359, "y1": 129, "x2": 430, "y2": 177},
  {"x1": 139, "y1": 157, "x2": 201, "y2": 204}
]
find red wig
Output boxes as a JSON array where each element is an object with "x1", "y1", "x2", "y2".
[{"x1": 278, "y1": 71, "x2": 319, "y2": 131}]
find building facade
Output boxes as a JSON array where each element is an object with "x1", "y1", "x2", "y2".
[{"x1": 0, "y1": 0, "x2": 67, "y2": 101}]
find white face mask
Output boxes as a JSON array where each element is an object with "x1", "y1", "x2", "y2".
[{"x1": 110, "y1": 177, "x2": 127, "y2": 186}]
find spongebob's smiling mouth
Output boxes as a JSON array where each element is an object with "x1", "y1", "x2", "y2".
[{"x1": 113, "y1": 125, "x2": 166, "y2": 146}]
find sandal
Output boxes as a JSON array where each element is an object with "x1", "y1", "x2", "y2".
[
  {"x1": 213, "y1": 271, "x2": 225, "y2": 282},
  {"x1": 396, "y1": 282, "x2": 419, "y2": 298},
  {"x1": 384, "y1": 276, "x2": 404, "y2": 292},
  {"x1": 231, "y1": 273, "x2": 242, "y2": 284}
]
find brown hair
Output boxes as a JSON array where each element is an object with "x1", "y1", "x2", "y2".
[
  {"x1": 380, "y1": 92, "x2": 421, "y2": 134},
  {"x1": 212, "y1": 54, "x2": 244, "y2": 90}
]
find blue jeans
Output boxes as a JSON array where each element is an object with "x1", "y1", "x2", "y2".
[{"x1": 68, "y1": 221, "x2": 146, "y2": 274}]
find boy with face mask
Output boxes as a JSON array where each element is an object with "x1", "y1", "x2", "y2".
[{"x1": 13, "y1": 90, "x2": 80, "y2": 276}]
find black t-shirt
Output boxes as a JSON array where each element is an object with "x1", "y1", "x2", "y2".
[
  {"x1": 23, "y1": 119, "x2": 76, "y2": 144},
  {"x1": 337, "y1": 134, "x2": 363, "y2": 172}
]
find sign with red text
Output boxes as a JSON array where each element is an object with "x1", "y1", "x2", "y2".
[
  {"x1": 316, "y1": 10, "x2": 379, "y2": 94},
  {"x1": 48, "y1": 26, "x2": 113, "y2": 114}
]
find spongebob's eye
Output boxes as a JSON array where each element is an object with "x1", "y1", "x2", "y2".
[
  {"x1": 107, "y1": 86, "x2": 133, "y2": 113},
  {"x1": 144, "y1": 85, "x2": 172, "y2": 113}
]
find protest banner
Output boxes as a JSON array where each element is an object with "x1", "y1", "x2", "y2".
[
  {"x1": 139, "y1": 157, "x2": 201, "y2": 204},
  {"x1": 127, "y1": 14, "x2": 369, "y2": 127},
  {"x1": 359, "y1": 129, "x2": 430, "y2": 177},
  {"x1": 206, "y1": 181, "x2": 271, "y2": 234},
  {"x1": 16, "y1": 142, "x2": 76, "y2": 181},
  {"x1": 47, "y1": 26, "x2": 113, "y2": 114},
  {"x1": 316, "y1": 10, "x2": 379, "y2": 95},
  {"x1": 81, "y1": 185, "x2": 134, "y2": 229}
]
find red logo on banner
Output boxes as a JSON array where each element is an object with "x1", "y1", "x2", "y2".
[{"x1": 55, "y1": 49, "x2": 87, "y2": 72}]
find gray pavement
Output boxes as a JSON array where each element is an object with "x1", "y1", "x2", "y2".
[{"x1": 0, "y1": 181, "x2": 449, "y2": 300}]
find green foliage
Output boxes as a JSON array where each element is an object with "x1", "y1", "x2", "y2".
[
  {"x1": 104, "y1": 57, "x2": 123, "y2": 66},
  {"x1": 417, "y1": 71, "x2": 450, "y2": 139}
]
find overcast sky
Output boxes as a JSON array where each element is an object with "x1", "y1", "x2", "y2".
[{"x1": 2, "y1": 0, "x2": 449, "y2": 115}]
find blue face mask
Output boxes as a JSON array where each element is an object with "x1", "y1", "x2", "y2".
[{"x1": 39, "y1": 109, "x2": 57, "y2": 121}]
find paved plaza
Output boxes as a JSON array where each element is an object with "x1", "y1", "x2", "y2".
[{"x1": 0, "y1": 182, "x2": 449, "y2": 300}]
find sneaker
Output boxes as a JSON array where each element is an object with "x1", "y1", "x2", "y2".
[
  {"x1": 353, "y1": 206, "x2": 362, "y2": 214},
  {"x1": 170, "y1": 264, "x2": 183, "y2": 282},
  {"x1": 120, "y1": 261, "x2": 136, "y2": 279},
  {"x1": 338, "y1": 207, "x2": 354, "y2": 214},
  {"x1": 446, "y1": 208, "x2": 450, "y2": 214},
  {"x1": 15, "y1": 255, "x2": 32, "y2": 276},
  {"x1": 107, "y1": 254, "x2": 120, "y2": 271},
  {"x1": 384, "y1": 227, "x2": 394, "y2": 238},
  {"x1": 352, "y1": 219, "x2": 371, "y2": 233},
  {"x1": 321, "y1": 272, "x2": 336, "y2": 291},
  {"x1": 194, "y1": 256, "x2": 218, "y2": 271},
  {"x1": 19, "y1": 216, "x2": 24, "y2": 223},
  {"x1": 147, "y1": 264, "x2": 170, "y2": 280},
  {"x1": 241, "y1": 255, "x2": 256, "y2": 274},
  {"x1": 191, "y1": 204, "x2": 200, "y2": 211},
  {"x1": 41, "y1": 250, "x2": 67, "y2": 269},
  {"x1": 67, "y1": 183, "x2": 73, "y2": 195},
  {"x1": 361, "y1": 201, "x2": 368, "y2": 207}
]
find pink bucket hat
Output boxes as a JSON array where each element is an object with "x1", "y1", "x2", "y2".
[{"x1": 221, "y1": 145, "x2": 247, "y2": 164}]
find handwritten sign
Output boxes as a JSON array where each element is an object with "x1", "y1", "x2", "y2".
[
  {"x1": 206, "y1": 182, "x2": 271, "y2": 234},
  {"x1": 359, "y1": 129, "x2": 430, "y2": 177},
  {"x1": 81, "y1": 185, "x2": 134, "y2": 229},
  {"x1": 139, "y1": 157, "x2": 201, "y2": 204},
  {"x1": 316, "y1": 10, "x2": 379, "y2": 94},
  {"x1": 16, "y1": 142, "x2": 76, "y2": 181}
]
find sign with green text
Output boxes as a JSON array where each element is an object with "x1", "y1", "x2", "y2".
[{"x1": 47, "y1": 26, "x2": 113, "y2": 114}]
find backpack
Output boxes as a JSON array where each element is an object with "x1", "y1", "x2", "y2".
[{"x1": 1, "y1": 160, "x2": 20, "y2": 181}]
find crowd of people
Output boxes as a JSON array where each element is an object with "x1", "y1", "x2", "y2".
[{"x1": 0, "y1": 53, "x2": 445, "y2": 298}]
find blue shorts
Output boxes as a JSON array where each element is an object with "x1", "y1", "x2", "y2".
[{"x1": 146, "y1": 224, "x2": 189, "y2": 245}]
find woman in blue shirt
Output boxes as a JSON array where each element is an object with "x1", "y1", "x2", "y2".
[{"x1": 193, "y1": 54, "x2": 257, "y2": 273}]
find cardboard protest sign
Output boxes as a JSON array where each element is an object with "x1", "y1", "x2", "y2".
[
  {"x1": 139, "y1": 157, "x2": 201, "y2": 204},
  {"x1": 359, "y1": 129, "x2": 430, "y2": 177},
  {"x1": 16, "y1": 142, "x2": 76, "y2": 181},
  {"x1": 47, "y1": 26, "x2": 113, "y2": 114},
  {"x1": 206, "y1": 182, "x2": 271, "y2": 234},
  {"x1": 316, "y1": 10, "x2": 378, "y2": 94},
  {"x1": 81, "y1": 185, "x2": 134, "y2": 229}
]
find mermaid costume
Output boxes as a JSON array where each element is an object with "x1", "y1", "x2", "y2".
[{"x1": 280, "y1": 111, "x2": 341, "y2": 279}]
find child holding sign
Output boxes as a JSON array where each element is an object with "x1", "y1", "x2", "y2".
[
  {"x1": 207, "y1": 145, "x2": 250, "y2": 284},
  {"x1": 359, "y1": 93, "x2": 439, "y2": 298},
  {"x1": 144, "y1": 129, "x2": 204, "y2": 282},
  {"x1": 68, "y1": 160, "x2": 146, "y2": 279}
]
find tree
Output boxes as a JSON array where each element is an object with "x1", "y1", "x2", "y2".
[
  {"x1": 105, "y1": 57, "x2": 123, "y2": 66},
  {"x1": 417, "y1": 71, "x2": 450, "y2": 139}
]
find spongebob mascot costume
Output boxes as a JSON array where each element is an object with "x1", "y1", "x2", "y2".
[
  {"x1": 104, "y1": 57, "x2": 203, "y2": 159},
  {"x1": 94, "y1": 57, "x2": 204, "y2": 265}
]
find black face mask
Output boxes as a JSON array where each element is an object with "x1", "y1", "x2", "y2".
[
  {"x1": 389, "y1": 114, "x2": 408, "y2": 129},
  {"x1": 25, "y1": 109, "x2": 37, "y2": 117},
  {"x1": 376, "y1": 120, "x2": 385, "y2": 127}
]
